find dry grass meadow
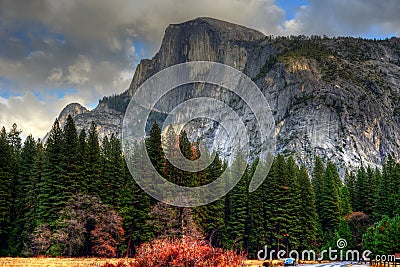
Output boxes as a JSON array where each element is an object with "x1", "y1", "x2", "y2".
[
  {"x1": 0, "y1": 257, "x2": 135, "y2": 267},
  {"x1": 0, "y1": 257, "x2": 330, "y2": 267},
  {"x1": 0, "y1": 257, "x2": 260, "y2": 267}
]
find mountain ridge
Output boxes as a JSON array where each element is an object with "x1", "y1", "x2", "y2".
[{"x1": 56, "y1": 17, "x2": 400, "y2": 173}]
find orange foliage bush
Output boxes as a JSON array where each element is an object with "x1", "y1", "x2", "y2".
[{"x1": 101, "y1": 237, "x2": 245, "y2": 267}]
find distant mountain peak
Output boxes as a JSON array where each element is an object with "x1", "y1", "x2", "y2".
[{"x1": 57, "y1": 103, "x2": 88, "y2": 126}]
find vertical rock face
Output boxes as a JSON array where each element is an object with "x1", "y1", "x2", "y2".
[
  {"x1": 56, "y1": 17, "x2": 400, "y2": 173},
  {"x1": 127, "y1": 17, "x2": 266, "y2": 97}
]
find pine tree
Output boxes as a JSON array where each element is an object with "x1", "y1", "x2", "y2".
[
  {"x1": 339, "y1": 185, "x2": 352, "y2": 216},
  {"x1": 7, "y1": 123, "x2": 22, "y2": 253},
  {"x1": 320, "y1": 161, "x2": 341, "y2": 242},
  {"x1": 127, "y1": 140, "x2": 159, "y2": 242},
  {"x1": 354, "y1": 165, "x2": 367, "y2": 212},
  {"x1": 9, "y1": 135, "x2": 38, "y2": 255},
  {"x1": 374, "y1": 157, "x2": 397, "y2": 220},
  {"x1": 162, "y1": 126, "x2": 177, "y2": 184},
  {"x1": 224, "y1": 149, "x2": 248, "y2": 250},
  {"x1": 178, "y1": 130, "x2": 195, "y2": 186},
  {"x1": 297, "y1": 165, "x2": 318, "y2": 250},
  {"x1": 374, "y1": 179, "x2": 387, "y2": 220},
  {"x1": 61, "y1": 115, "x2": 79, "y2": 194},
  {"x1": 76, "y1": 129, "x2": 87, "y2": 192},
  {"x1": 101, "y1": 134, "x2": 125, "y2": 205},
  {"x1": 144, "y1": 122, "x2": 166, "y2": 203},
  {"x1": 179, "y1": 131, "x2": 192, "y2": 160},
  {"x1": 193, "y1": 149, "x2": 225, "y2": 247},
  {"x1": 37, "y1": 119, "x2": 66, "y2": 225},
  {"x1": 285, "y1": 157, "x2": 301, "y2": 250},
  {"x1": 312, "y1": 156, "x2": 325, "y2": 215},
  {"x1": 371, "y1": 168, "x2": 382, "y2": 221},
  {"x1": 101, "y1": 136, "x2": 112, "y2": 201},
  {"x1": 364, "y1": 166, "x2": 377, "y2": 215},
  {"x1": 118, "y1": 170, "x2": 154, "y2": 256},
  {"x1": 331, "y1": 218, "x2": 353, "y2": 249},
  {"x1": 139, "y1": 126, "x2": 194, "y2": 239},
  {"x1": 85, "y1": 122, "x2": 102, "y2": 196},
  {"x1": 145, "y1": 122, "x2": 164, "y2": 177},
  {"x1": 27, "y1": 141, "x2": 44, "y2": 248},
  {"x1": 247, "y1": 158, "x2": 268, "y2": 255},
  {"x1": 388, "y1": 160, "x2": 400, "y2": 217},
  {"x1": 0, "y1": 127, "x2": 12, "y2": 254},
  {"x1": 344, "y1": 170, "x2": 356, "y2": 210},
  {"x1": 263, "y1": 154, "x2": 292, "y2": 252},
  {"x1": 311, "y1": 156, "x2": 325, "y2": 246}
]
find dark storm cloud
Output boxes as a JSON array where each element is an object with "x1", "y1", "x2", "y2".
[{"x1": 0, "y1": 0, "x2": 286, "y2": 94}]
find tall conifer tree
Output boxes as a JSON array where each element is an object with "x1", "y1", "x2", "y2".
[
  {"x1": 37, "y1": 119, "x2": 65, "y2": 225},
  {"x1": 85, "y1": 122, "x2": 102, "y2": 195},
  {"x1": 0, "y1": 127, "x2": 12, "y2": 253},
  {"x1": 297, "y1": 165, "x2": 318, "y2": 250},
  {"x1": 10, "y1": 135, "x2": 37, "y2": 254}
]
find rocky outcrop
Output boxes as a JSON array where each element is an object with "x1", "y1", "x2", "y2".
[
  {"x1": 56, "y1": 17, "x2": 400, "y2": 173},
  {"x1": 57, "y1": 103, "x2": 88, "y2": 126}
]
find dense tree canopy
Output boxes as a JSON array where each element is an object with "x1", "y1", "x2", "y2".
[{"x1": 0, "y1": 119, "x2": 399, "y2": 257}]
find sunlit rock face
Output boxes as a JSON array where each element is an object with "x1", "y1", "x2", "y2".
[{"x1": 56, "y1": 17, "x2": 400, "y2": 174}]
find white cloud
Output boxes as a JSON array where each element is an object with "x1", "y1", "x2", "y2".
[
  {"x1": 0, "y1": 96, "x2": 7, "y2": 105},
  {"x1": 0, "y1": 92, "x2": 87, "y2": 139},
  {"x1": 66, "y1": 55, "x2": 91, "y2": 85},
  {"x1": 47, "y1": 67, "x2": 63, "y2": 85}
]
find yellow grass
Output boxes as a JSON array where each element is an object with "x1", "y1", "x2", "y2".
[
  {"x1": 244, "y1": 259, "x2": 270, "y2": 267},
  {"x1": 0, "y1": 258, "x2": 334, "y2": 267},
  {"x1": 0, "y1": 257, "x2": 135, "y2": 267}
]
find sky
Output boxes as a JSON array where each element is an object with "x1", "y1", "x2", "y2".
[{"x1": 0, "y1": 0, "x2": 399, "y2": 139}]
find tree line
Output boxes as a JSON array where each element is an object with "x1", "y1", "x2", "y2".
[{"x1": 0, "y1": 118, "x2": 399, "y2": 257}]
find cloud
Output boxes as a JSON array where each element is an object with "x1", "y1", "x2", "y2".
[
  {"x1": 0, "y1": 92, "x2": 87, "y2": 139},
  {"x1": 1, "y1": 0, "x2": 286, "y2": 52},
  {"x1": 0, "y1": 0, "x2": 398, "y2": 139},
  {"x1": 0, "y1": 0, "x2": 283, "y2": 97},
  {"x1": 284, "y1": 0, "x2": 400, "y2": 37},
  {"x1": 47, "y1": 67, "x2": 63, "y2": 85},
  {"x1": 66, "y1": 55, "x2": 91, "y2": 85},
  {"x1": 0, "y1": 0, "x2": 287, "y2": 138}
]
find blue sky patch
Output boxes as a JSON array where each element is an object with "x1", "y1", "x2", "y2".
[
  {"x1": 276, "y1": 0, "x2": 308, "y2": 20},
  {"x1": 0, "y1": 77, "x2": 23, "y2": 98},
  {"x1": 33, "y1": 88, "x2": 78, "y2": 102}
]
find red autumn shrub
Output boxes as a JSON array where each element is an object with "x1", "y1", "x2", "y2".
[
  {"x1": 132, "y1": 237, "x2": 245, "y2": 267},
  {"x1": 100, "y1": 237, "x2": 245, "y2": 267},
  {"x1": 91, "y1": 220, "x2": 125, "y2": 257}
]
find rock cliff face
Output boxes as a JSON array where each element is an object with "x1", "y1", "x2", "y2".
[
  {"x1": 57, "y1": 103, "x2": 88, "y2": 126},
  {"x1": 56, "y1": 17, "x2": 400, "y2": 172},
  {"x1": 52, "y1": 102, "x2": 124, "y2": 141}
]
